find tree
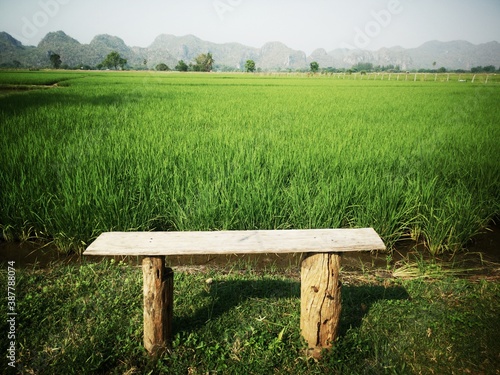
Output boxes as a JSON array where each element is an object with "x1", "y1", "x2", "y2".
[
  {"x1": 245, "y1": 60, "x2": 256, "y2": 72},
  {"x1": 175, "y1": 60, "x2": 189, "y2": 72},
  {"x1": 49, "y1": 53, "x2": 62, "y2": 69},
  {"x1": 193, "y1": 53, "x2": 214, "y2": 72},
  {"x1": 310, "y1": 61, "x2": 319, "y2": 73},
  {"x1": 155, "y1": 63, "x2": 169, "y2": 71},
  {"x1": 101, "y1": 51, "x2": 127, "y2": 70},
  {"x1": 352, "y1": 62, "x2": 373, "y2": 72}
]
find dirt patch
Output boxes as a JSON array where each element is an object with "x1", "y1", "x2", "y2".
[
  {"x1": 1, "y1": 231, "x2": 499, "y2": 279},
  {"x1": 0, "y1": 83, "x2": 58, "y2": 97}
]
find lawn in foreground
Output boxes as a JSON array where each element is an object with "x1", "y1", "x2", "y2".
[{"x1": 0, "y1": 260, "x2": 498, "y2": 374}]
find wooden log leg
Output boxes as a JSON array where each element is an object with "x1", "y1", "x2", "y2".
[
  {"x1": 142, "y1": 256, "x2": 173, "y2": 356},
  {"x1": 300, "y1": 253, "x2": 342, "y2": 358}
]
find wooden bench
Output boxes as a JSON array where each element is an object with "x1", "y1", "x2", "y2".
[{"x1": 84, "y1": 228, "x2": 385, "y2": 357}]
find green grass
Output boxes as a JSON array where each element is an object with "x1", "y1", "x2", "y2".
[
  {"x1": 0, "y1": 260, "x2": 498, "y2": 374},
  {"x1": 0, "y1": 71, "x2": 499, "y2": 254}
]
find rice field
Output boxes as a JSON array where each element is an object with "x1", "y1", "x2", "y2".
[{"x1": 0, "y1": 71, "x2": 499, "y2": 254}]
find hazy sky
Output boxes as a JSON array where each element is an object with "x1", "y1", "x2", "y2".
[{"x1": 1, "y1": 0, "x2": 499, "y2": 54}]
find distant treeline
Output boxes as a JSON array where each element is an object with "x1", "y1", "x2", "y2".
[
  {"x1": 330, "y1": 62, "x2": 500, "y2": 74},
  {"x1": 1, "y1": 59, "x2": 498, "y2": 74}
]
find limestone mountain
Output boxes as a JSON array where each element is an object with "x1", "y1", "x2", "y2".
[
  {"x1": 36, "y1": 31, "x2": 85, "y2": 66},
  {"x1": 0, "y1": 32, "x2": 31, "y2": 67},
  {"x1": 308, "y1": 46, "x2": 413, "y2": 71},
  {"x1": 405, "y1": 40, "x2": 500, "y2": 70},
  {"x1": 259, "y1": 42, "x2": 306, "y2": 70},
  {"x1": 0, "y1": 32, "x2": 24, "y2": 51},
  {"x1": 0, "y1": 30, "x2": 498, "y2": 71}
]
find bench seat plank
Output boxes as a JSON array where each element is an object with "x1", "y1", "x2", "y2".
[{"x1": 84, "y1": 228, "x2": 385, "y2": 256}]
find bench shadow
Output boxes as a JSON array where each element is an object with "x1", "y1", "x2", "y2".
[
  {"x1": 173, "y1": 278, "x2": 409, "y2": 337},
  {"x1": 339, "y1": 284, "x2": 410, "y2": 336},
  {"x1": 173, "y1": 279, "x2": 300, "y2": 334}
]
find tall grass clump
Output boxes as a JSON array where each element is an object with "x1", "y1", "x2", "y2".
[{"x1": 1, "y1": 71, "x2": 499, "y2": 253}]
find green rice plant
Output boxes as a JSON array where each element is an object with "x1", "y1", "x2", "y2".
[
  {"x1": 420, "y1": 184, "x2": 495, "y2": 255},
  {"x1": 0, "y1": 72, "x2": 499, "y2": 254}
]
